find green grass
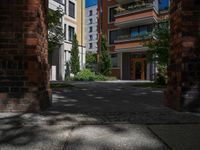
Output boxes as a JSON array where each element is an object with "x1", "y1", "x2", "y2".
[
  {"x1": 132, "y1": 82, "x2": 167, "y2": 89},
  {"x1": 50, "y1": 83, "x2": 74, "y2": 89}
]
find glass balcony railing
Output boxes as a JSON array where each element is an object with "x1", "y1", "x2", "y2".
[
  {"x1": 115, "y1": 3, "x2": 154, "y2": 16},
  {"x1": 115, "y1": 33, "x2": 151, "y2": 43}
]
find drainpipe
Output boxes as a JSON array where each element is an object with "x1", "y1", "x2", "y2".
[
  {"x1": 97, "y1": 0, "x2": 102, "y2": 71},
  {"x1": 81, "y1": 0, "x2": 84, "y2": 70}
]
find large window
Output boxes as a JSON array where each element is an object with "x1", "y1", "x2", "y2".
[
  {"x1": 68, "y1": 26, "x2": 75, "y2": 41},
  {"x1": 109, "y1": 30, "x2": 118, "y2": 44},
  {"x1": 69, "y1": 1, "x2": 75, "y2": 18},
  {"x1": 109, "y1": 7, "x2": 117, "y2": 22},
  {"x1": 111, "y1": 53, "x2": 119, "y2": 68}
]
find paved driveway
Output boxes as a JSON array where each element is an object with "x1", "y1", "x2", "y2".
[{"x1": 0, "y1": 81, "x2": 200, "y2": 150}]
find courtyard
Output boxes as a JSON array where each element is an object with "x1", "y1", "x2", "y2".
[{"x1": 0, "y1": 82, "x2": 200, "y2": 150}]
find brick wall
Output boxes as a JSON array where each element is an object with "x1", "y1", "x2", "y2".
[
  {"x1": 0, "y1": 0, "x2": 51, "y2": 112},
  {"x1": 166, "y1": 0, "x2": 200, "y2": 112}
]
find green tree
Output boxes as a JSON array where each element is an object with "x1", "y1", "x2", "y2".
[
  {"x1": 86, "y1": 52, "x2": 96, "y2": 64},
  {"x1": 99, "y1": 35, "x2": 112, "y2": 76},
  {"x1": 70, "y1": 34, "x2": 80, "y2": 75},
  {"x1": 48, "y1": 7, "x2": 64, "y2": 53},
  {"x1": 145, "y1": 21, "x2": 170, "y2": 84},
  {"x1": 145, "y1": 21, "x2": 170, "y2": 65}
]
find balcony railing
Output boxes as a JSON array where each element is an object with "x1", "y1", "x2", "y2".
[
  {"x1": 115, "y1": 3, "x2": 154, "y2": 17},
  {"x1": 115, "y1": 34, "x2": 151, "y2": 43},
  {"x1": 53, "y1": 0, "x2": 64, "y2": 4}
]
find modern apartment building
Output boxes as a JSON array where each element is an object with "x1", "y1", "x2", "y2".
[
  {"x1": 85, "y1": 4, "x2": 98, "y2": 53},
  {"x1": 98, "y1": 0, "x2": 169, "y2": 80},
  {"x1": 49, "y1": 0, "x2": 86, "y2": 81}
]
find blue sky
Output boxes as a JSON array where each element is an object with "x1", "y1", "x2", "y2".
[
  {"x1": 85, "y1": 0, "x2": 97, "y2": 8},
  {"x1": 159, "y1": 0, "x2": 169, "y2": 10},
  {"x1": 85, "y1": 0, "x2": 169, "y2": 9}
]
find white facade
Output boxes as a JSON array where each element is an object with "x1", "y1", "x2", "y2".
[
  {"x1": 85, "y1": 5, "x2": 98, "y2": 53},
  {"x1": 49, "y1": 0, "x2": 86, "y2": 81}
]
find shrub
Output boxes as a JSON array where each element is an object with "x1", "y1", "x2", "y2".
[
  {"x1": 74, "y1": 69, "x2": 95, "y2": 81},
  {"x1": 155, "y1": 64, "x2": 167, "y2": 85},
  {"x1": 74, "y1": 69, "x2": 117, "y2": 81}
]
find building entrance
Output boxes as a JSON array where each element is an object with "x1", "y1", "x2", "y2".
[{"x1": 131, "y1": 58, "x2": 145, "y2": 80}]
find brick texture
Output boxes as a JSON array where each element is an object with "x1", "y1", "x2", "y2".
[
  {"x1": 0, "y1": 0, "x2": 51, "y2": 112},
  {"x1": 166, "y1": 0, "x2": 200, "y2": 112}
]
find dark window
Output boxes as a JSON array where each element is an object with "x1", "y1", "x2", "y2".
[
  {"x1": 109, "y1": 7, "x2": 117, "y2": 22},
  {"x1": 111, "y1": 53, "x2": 118, "y2": 68},
  {"x1": 89, "y1": 18, "x2": 93, "y2": 24},
  {"x1": 89, "y1": 27, "x2": 93, "y2": 32},
  {"x1": 109, "y1": 30, "x2": 118, "y2": 44},
  {"x1": 69, "y1": 1, "x2": 75, "y2": 18},
  {"x1": 89, "y1": 43, "x2": 93, "y2": 49},
  {"x1": 64, "y1": 24, "x2": 67, "y2": 40},
  {"x1": 68, "y1": 26, "x2": 75, "y2": 41},
  {"x1": 89, "y1": 35, "x2": 93, "y2": 41},
  {"x1": 89, "y1": 10, "x2": 93, "y2": 16}
]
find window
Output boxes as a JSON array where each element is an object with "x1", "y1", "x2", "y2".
[
  {"x1": 69, "y1": 1, "x2": 75, "y2": 18},
  {"x1": 89, "y1": 43, "x2": 93, "y2": 49},
  {"x1": 109, "y1": 7, "x2": 117, "y2": 22},
  {"x1": 64, "y1": 24, "x2": 67, "y2": 40},
  {"x1": 111, "y1": 53, "x2": 118, "y2": 68},
  {"x1": 89, "y1": 18, "x2": 93, "y2": 24},
  {"x1": 89, "y1": 27, "x2": 93, "y2": 32},
  {"x1": 139, "y1": 26, "x2": 148, "y2": 36},
  {"x1": 68, "y1": 26, "x2": 75, "y2": 41},
  {"x1": 109, "y1": 30, "x2": 118, "y2": 44},
  {"x1": 89, "y1": 10, "x2": 93, "y2": 16},
  {"x1": 131, "y1": 28, "x2": 139, "y2": 39},
  {"x1": 89, "y1": 35, "x2": 93, "y2": 41}
]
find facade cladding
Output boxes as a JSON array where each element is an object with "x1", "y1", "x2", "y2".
[
  {"x1": 98, "y1": 0, "x2": 169, "y2": 80},
  {"x1": 49, "y1": 0, "x2": 86, "y2": 81}
]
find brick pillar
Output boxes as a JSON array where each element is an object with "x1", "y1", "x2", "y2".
[
  {"x1": 0, "y1": 0, "x2": 51, "y2": 112},
  {"x1": 166, "y1": 0, "x2": 200, "y2": 112}
]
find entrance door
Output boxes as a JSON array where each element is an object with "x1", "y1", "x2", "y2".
[{"x1": 131, "y1": 58, "x2": 145, "y2": 80}]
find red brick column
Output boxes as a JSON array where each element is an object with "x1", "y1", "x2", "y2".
[
  {"x1": 0, "y1": 0, "x2": 51, "y2": 112},
  {"x1": 166, "y1": 0, "x2": 200, "y2": 112}
]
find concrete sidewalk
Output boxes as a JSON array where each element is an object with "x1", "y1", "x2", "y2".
[{"x1": 0, "y1": 122, "x2": 200, "y2": 150}]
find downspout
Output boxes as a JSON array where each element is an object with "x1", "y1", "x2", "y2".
[{"x1": 81, "y1": 0, "x2": 84, "y2": 69}]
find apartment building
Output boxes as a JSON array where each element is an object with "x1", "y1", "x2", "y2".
[
  {"x1": 98, "y1": 0, "x2": 169, "y2": 80},
  {"x1": 85, "y1": 4, "x2": 98, "y2": 53},
  {"x1": 49, "y1": 0, "x2": 86, "y2": 81}
]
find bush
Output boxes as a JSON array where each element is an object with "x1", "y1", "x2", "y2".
[
  {"x1": 74, "y1": 69, "x2": 96, "y2": 81},
  {"x1": 155, "y1": 64, "x2": 167, "y2": 85},
  {"x1": 74, "y1": 69, "x2": 117, "y2": 81}
]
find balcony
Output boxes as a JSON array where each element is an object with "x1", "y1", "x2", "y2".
[
  {"x1": 114, "y1": 3, "x2": 158, "y2": 28},
  {"x1": 114, "y1": 33, "x2": 150, "y2": 52},
  {"x1": 115, "y1": 34, "x2": 150, "y2": 43},
  {"x1": 49, "y1": 0, "x2": 65, "y2": 11}
]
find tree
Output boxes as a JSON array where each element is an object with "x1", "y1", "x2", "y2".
[
  {"x1": 145, "y1": 21, "x2": 170, "y2": 84},
  {"x1": 145, "y1": 21, "x2": 170, "y2": 66},
  {"x1": 86, "y1": 52, "x2": 96, "y2": 64},
  {"x1": 86, "y1": 52, "x2": 97, "y2": 72},
  {"x1": 99, "y1": 35, "x2": 112, "y2": 76},
  {"x1": 48, "y1": 7, "x2": 64, "y2": 53},
  {"x1": 70, "y1": 34, "x2": 80, "y2": 75}
]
